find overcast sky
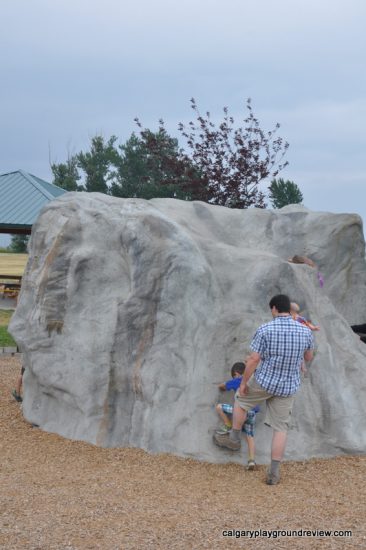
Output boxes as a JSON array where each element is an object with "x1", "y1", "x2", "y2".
[{"x1": 1, "y1": 0, "x2": 366, "y2": 245}]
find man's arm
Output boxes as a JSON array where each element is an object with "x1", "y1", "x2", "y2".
[
  {"x1": 304, "y1": 349, "x2": 314, "y2": 362},
  {"x1": 238, "y1": 352, "x2": 261, "y2": 396},
  {"x1": 303, "y1": 330, "x2": 315, "y2": 363}
]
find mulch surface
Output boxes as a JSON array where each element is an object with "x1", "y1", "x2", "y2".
[{"x1": 1, "y1": 356, "x2": 365, "y2": 549}]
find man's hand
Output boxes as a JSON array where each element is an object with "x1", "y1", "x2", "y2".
[
  {"x1": 239, "y1": 351, "x2": 261, "y2": 394},
  {"x1": 238, "y1": 381, "x2": 248, "y2": 396},
  {"x1": 304, "y1": 349, "x2": 314, "y2": 362}
]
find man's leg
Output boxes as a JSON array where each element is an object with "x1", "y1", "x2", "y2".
[
  {"x1": 213, "y1": 403, "x2": 247, "y2": 450},
  {"x1": 214, "y1": 376, "x2": 267, "y2": 451},
  {"x1": 229, "y1": 403, "x2": 248, "y2": 444},
  {"x1": 232, "y1": 402, "x2": 247, "y2": 430},
  {"x1": 271, "y1": 429, "x2": 287, "y2": 461},
  {"x1": 267, "y1": 430, "x2": 287, "y2": 484},
  {"x1": 265, "y1": 393, "x2": 295, "y2": 485}
]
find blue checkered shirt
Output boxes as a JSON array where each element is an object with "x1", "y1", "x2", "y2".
[{"x1": 251, "y1": 315, "x2": 314, "y2": 396}]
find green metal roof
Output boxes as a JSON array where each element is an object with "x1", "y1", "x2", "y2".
[{"x1": 0, "y1": 170, "x2": 67, "y2": 232}]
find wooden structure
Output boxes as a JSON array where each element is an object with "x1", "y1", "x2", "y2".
[{"x1": 0, "y1": 170, "x2": 67, "y2": 299}]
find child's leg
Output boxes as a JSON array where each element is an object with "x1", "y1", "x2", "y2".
[
  {"x1": 215, "y1": 404, "x2": 232, "y2": 427},
  {"x1": 243, "y1": 411, "x2": 256, "y2": 465},
  {"x1": 245, "y1": 435, "x2": 255, "y2": 461}
]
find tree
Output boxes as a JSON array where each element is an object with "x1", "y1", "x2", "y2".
[
  {"x1": 175, "y1": 98, "x2": 289, "y2": 208},
  {"x1": 110, "y1": 129, "x2": 190, "y2": 199},
  {"x1": 52, "y1": 97, "x2": 289, "y2": 209},
  {"x1": 77, "y1": 135, "x2": 120, "y2": 193},
  {"x1": 51, "y1": 135, "x2": 120, "y2": 193},
  {"x1": 8, "y1": 234, "x2": 29, "y2": 253},
  {"x1": 110, "y1": 126, "x2": 200, "y2": 200},
  {"x1": 269, "y1": 178, "x2": 303, "y2": 209},
  {"x1": 51, "y1": 155, "x2": 81, "y2": 191}
]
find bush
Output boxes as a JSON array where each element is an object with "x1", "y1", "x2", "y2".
[
  {"x1": 0, "y1": 326, "x2": 16, "y2": 347},
  {"x1": 0, "y1": 310, "x2": 16, "y2": 347}
]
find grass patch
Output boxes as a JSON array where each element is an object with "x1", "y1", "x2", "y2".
[
  {"x1": 0, "y1": 253, "x2": 28, "y2": 278},
  {"x1": 0, "y1": 309, "x2": 13, "y2": 326},
  {"x1": 0, "y1": 309, "x2": 16, "y2": 347},
  {"x1": 0, "y1": 326, "x2": 16, "y2": 347}
]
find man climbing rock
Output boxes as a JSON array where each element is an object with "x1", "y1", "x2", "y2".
[{"x1": 213, "y1": 294, "x2": 314, "y2": 485}]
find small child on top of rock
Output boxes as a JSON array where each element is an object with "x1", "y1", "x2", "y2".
[
  {"x1": 290, "y1": 302, "x2": 320, "y2": 331},
  {"x1": 288, "y1": 255, "x2": 324, "y2": 288}
]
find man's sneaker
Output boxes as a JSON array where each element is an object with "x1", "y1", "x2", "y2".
[
  {"x1": 213, "y1": 432, "x2": 241, "y2": 451},
  {"x1": 215, "y1": 424, "x2": 232, "y2": 435},
  {"x1": 246, "y1": 459, "x2": 256, "y2": 471},
  {"x1": 11, "y1": 390, "x2": 22, "y2": 403},
  {"x1": 266, "y1": 470, "x2": 280, "y2": 485}
]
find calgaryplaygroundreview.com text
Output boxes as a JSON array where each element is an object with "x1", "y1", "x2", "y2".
[{"x1": 222, "y1": 528, "x2": 353, "y2": 540}]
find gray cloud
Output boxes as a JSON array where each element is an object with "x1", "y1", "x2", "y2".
[{"x1": 1, "y1": 0, "x2": 365, "y2": 227}]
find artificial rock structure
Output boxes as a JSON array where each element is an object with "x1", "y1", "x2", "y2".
[{"x1": 10, "y1": 193, "x2": 366, "y2": 463}]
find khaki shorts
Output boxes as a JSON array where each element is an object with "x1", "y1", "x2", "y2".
[{"x1": 235, "y1": 375, "x2": 295, "y2": 432}]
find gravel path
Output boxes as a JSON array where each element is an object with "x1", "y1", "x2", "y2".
[{"x1": 1, "y1": 356, "x2": 365, "y2": 549}]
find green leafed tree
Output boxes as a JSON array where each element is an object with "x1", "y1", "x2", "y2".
[
  {"x1": 51, "y1": 155, "x2": 82, "y2": 191},
  {"x1": 8, "y1": 234, "x2": 29, "y2": 253},
  {"x1": 51, "y1": 136, "x2": 120, "y2": 193},
  {"x1": 269, "y1": 178, "x2": 303, "y2": 209},
  {"x1": 110, "y1": 125, "x2": 199, "y2": 200},
  {"x1": 77, "y1": 135, "x2": 120, "y2": 193}
]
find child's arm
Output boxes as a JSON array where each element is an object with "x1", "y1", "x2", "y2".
[
  {"x1": 219, "y1": 378, "x2": 240, "y2": 391},
  {"x1": 305, "y1": 321, "x2": 320, "y2": 331}
]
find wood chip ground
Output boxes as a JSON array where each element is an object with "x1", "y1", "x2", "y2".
[{"x1": 1, "y1": 356, "x2": 365, "y2": 549}]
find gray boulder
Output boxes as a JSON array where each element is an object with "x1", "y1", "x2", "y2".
[{"x1": 9, "y1": 193, "x2": 366, "y2": 463}]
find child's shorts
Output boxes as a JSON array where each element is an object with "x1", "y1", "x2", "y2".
[{"x1": 221, "y1": 404, "x2": 256, "y2": 437}]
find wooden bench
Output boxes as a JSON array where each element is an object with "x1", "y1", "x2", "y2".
[
  {"x1": 1, "y1": 283, "x2": 21, "y2": 298},
  {"x1": 0, "y1": 275, "x2": 22, "y2": 299}
]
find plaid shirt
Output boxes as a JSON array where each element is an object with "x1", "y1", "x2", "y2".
[{"x1": 250, "y1": 315, "x2": 314, "y2": 396}]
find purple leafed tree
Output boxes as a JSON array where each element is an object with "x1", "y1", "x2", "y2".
[{"x1": 178, "y1": 98, "x2": 289, "y2": 209}]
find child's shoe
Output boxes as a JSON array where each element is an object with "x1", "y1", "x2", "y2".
[
  {"x1": 246, "y1": 459, "x2": 256, "y2": 471},
  {"x1": 215, "y1": 424, "x2": 231, "y2": 435}
]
